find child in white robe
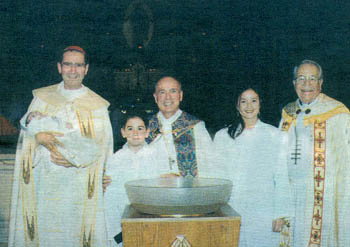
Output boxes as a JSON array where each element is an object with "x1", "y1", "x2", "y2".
[
  {"x1": 25, "y1": 111, "x2": 99, "y2": 168},
  {"x1": 104, "y1": 111, "x2": 169, "y2": 247}
]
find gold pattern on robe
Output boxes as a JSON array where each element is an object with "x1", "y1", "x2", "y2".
[
  {"x1": 22, "y1": 159, "x2": 30, "y2": 184},
  {"x1": 76, "y1": 110, "x2": 95, "y2": 139},
  {"x1": 88, "y1": 173, "x2": 96, "y2": 199},
  {"x1": 82, "y1": 228, "x2": 92, "y2": 247},
  {"x1": 26, "y1": 214, "x2": 35, "y2": 242},
  {"x1": 22, "y1": 146, "x2": 32, "y2": 184},
  {"x1": 308, "y1": 121, "x2": 326, "y2": 247}
]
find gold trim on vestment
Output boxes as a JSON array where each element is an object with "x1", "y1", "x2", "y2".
[
  {"x1": 78, "y1": 110, "x2": 100, "y2": 246},
  {"x1": 20, "y1": 137, "x2": 39, "y2": 247},
  {"x1": 77, "y1": 110, "x2": 95, "y2": 139},
  {"x1": 308, "y1": 121, "x2": 326, "y2": 247},
  {"x1": 14, "y1": 84, "x2": 111, "y2": 246},
  {"x1": 281, "y1": 105, "x2": 349, "y2": 132},
  {"x1": 304, "y1": 106, "x2": 349, "y2": 126},
  {"x1": 281, "y1": 110, "x2": 296, "y2": 131}
]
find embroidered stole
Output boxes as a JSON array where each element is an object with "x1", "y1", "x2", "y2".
[
  {"x1": 19, "y1": 134, "x2": 39, "y2": 247},
  {"x1": 309, "y1": 121, "x2": 326, "y2": 246},
  {"x1": 77, "y1": 109, "x2": 100, "y2": 247},
  {"x1": 281, "y1": 104, "x2": 329, "y2": 247},
  {"x1": 147, "y1": 112, "x2": 200, "y2": 177}
]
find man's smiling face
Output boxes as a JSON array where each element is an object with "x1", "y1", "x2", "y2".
[{"x1": 294, "y1": 63, "x2": 323, "y2": 104}]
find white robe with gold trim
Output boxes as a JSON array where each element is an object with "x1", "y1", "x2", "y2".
[
  {"x1": 280, "y1": 93, "x2": 350, "y2": 247},
  {"x1": 8, "y1": 82, "x2": 113, "y2": 247}
]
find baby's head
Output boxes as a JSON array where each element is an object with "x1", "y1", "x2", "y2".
[
  {"x1": 121, "y1": 110, "x2": 149, "y2": 152},
  {"x1": 26, "y1": 111, "x2": 47, "y2": 125}
]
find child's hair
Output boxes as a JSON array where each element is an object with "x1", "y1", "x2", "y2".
[{"x1": 121, "y1": 109, "x2": 149, "y2": 129}]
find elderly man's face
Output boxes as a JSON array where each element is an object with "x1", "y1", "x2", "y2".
[
  {"x1": 153, "y1": 77, "x2": 183, "y2": 119},
  {"x1": 57, "y1": 51, "x2": 89, "y2": 90},
  {"x1": 294, "y1": 64, "x2": 323, "y2": 104}
]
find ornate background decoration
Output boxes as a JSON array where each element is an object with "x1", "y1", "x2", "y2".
[{"x1": 123, "y1": 0, "x2": 154, "y2": 49}]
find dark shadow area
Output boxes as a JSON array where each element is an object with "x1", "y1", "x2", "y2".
[{"x1": 1, "y1": 0, "x2": 349, "y2": 148}]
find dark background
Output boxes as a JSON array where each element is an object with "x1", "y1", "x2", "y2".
[{"x1": 1, "y1": 0, "x2": 349, "y2": 143}]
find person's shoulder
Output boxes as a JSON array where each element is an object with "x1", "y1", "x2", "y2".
[
  {"x1": 138, "y1": 143, "x2": 156, "y2": 157},
  {"x1": 106, "y1": 147, "x2": 128, "y2": 169},
  {"x1": 259, "y1": 121, "x2": 283, "y2": 137},
  {"x1": 32, "y1": 84, "x2": 59, "y2": 97},
  {"x1": 107, "y1": 148, "x2": 124, "y2": 162},
  {"x1": 311, "y1": 94, "x2": 350, "y2": 120},
  {"x1": 79, "y1": 87, "x2": 110, "y2": 109},
  {"x1": 258, "y1": 121, "x2": 278, "y2": 131},
  {"x1": 181, "y1": 111, "x2": 201, "y2": 122},
  {"x1": 213, "y1": 127, "x2": 229, "y2": 141},
  {"x1": 260, "y1": 121, "x2": 287, "y2": 141},
  {"x1": 318, "y1": 93, "x2": 347, "y2": 109},
  {"x1": 86, "y1": 88, "x2": 110, "y2": 105},
  {"x1": 281, "y1": 100, "x2": 298, "y2": 115},
  {"x1": 180, "y1": 111, "x2": 204, "y2": 130}
]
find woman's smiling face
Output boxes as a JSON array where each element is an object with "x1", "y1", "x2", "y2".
[{"x1": 237, "y1": 89, "x2": 260, "y2": 122}]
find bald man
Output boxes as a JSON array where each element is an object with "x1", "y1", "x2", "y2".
[{"x1": 147, "y1": 76, "x2": 213, "y2": 177}]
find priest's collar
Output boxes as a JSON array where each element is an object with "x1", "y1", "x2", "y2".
[
  {"x1": 298, "y1": 96, "x2": 319, "y2": 110},
  {"x1": 57, "y1": 81, "x2": 88, "y2": 101},
  {"x1": 158, "y1": 109, "x2": 182, "y2": 125}
]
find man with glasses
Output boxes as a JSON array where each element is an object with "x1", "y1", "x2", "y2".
[
  {"x1": 8, "y1": 46, "x2": 113, "y2": 246},
  {"x1": 280, "y1": 60, "x2": 350, "y2": 246}
]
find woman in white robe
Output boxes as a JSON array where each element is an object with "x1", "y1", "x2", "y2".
[{"x1": 214, "y1": 87, "x2": 291, "y2": 247}]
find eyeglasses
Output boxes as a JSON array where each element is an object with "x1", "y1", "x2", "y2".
[
  {"x1": 62, "y1": 62, "x2": 86, "y2": 68},
  {"x1": 295, "y1": 75, "x2": 320, "y2": 84}
]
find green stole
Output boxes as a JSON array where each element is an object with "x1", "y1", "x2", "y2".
[{"x1": 147, "y1": 112, "x2": 200, "y2": 177}]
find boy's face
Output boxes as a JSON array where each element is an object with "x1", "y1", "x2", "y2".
[{"x1": 121, "y1": 117, "x2": 149, "y2": 149}]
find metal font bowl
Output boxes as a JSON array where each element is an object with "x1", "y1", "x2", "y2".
[{"x1": 125, "y1": 177, "x2": 233, "y2": 216}]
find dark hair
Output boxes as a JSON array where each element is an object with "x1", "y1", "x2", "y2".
[
  {"x1": 121, "y1": 109, "x2": 149, "y2": 129},
  {"x1": 227, "y1": 86, "x2": 261, "y2": 140}
]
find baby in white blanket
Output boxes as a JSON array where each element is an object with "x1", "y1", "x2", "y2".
[{"x1": 26, "y1": 111, "x2": 99, "y2": 168}]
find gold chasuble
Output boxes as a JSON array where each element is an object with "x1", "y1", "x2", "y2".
[
  {"x1": 8, "y1": 83, "x2": 113, "y2": 247},
  {"x1": 280, "y1": 93, "x2": 350, "y2": 247}
]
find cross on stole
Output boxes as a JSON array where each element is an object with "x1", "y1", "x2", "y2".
[
  {"x1": 315, "y1": 171, "x2": 324, "y2": 188},
  {"x1": 291, "y1": 140, "x2": 301, "y2": 165},
  {"x1": 315, "y1": 131, "x2": 325, "y2": 148},
  {"x1": 314, "y1": 209, "x2": 322, "y2": 225}
]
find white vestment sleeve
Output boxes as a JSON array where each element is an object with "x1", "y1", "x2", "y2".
[
  {"x1": 273, "y1": 132, "x2": 292, "y2": 219},
  {"x1": 336, "y1": 114, "x2": 350, "y2": 246},
  {"x1": 193, "y1": 121, "x2": 215, "y2": 178},
  {"x1": 211, "y1": 128, "x2": 234, "y2": 179},
  {"x1": 104, "y1": 156, "x2": 125, "y2": 240}
]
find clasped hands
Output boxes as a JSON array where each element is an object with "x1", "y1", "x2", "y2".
[{"x1": 35, "y1": 132, "x2": 74, "y2": 168}]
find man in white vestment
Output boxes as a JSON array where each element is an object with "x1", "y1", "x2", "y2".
[
  {"x1": 279, "y1": 59, "x2": 350, "y2": 247},
  {"x1": 147, "y1": 76, "x2": 213, "y2": 177},
  {"x1": 8, "y1": 46, "x2": 113, "y2": 247}
]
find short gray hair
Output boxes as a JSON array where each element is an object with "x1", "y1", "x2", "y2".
[{"x1": 293, "y1": 59, "x2": 323, "y2": 80}]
